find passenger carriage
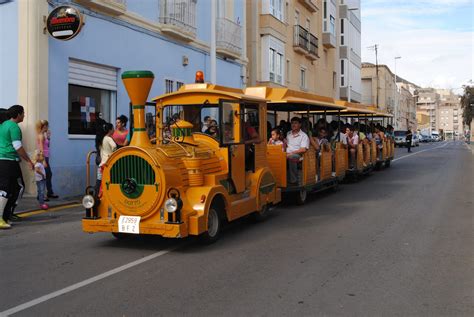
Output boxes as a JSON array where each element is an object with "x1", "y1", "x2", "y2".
[{"x1": 245, "y1": 87, "x2": 346, "y2": 205}]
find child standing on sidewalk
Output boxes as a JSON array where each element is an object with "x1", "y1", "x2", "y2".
[{"x1": 34, "y1": 150, "x2": 48, "y2": 210}]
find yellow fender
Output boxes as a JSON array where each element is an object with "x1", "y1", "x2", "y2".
[{"x1": 185, "y1": 185, "x2": 230, "y2": 236}]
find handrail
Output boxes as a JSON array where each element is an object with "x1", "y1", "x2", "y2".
[{"x1": 86, "y1": 150, "x2": 97, "y2": 189}]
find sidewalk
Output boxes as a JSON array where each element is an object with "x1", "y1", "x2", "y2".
[{"x1": 16, "y1": 194, "x2": 82, "y2": 214}]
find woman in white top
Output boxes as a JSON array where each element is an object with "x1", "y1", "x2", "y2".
[
  {"x1": 99, "y1": 123, "x2": 117, "y2": 166},
  {"x1": 95, "y1": 123, "x2": 116, "y2": 196}
]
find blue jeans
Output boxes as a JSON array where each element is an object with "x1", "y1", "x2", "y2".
[{"x1": 36, "y1": 180, "x2": 46, "y2": 205}]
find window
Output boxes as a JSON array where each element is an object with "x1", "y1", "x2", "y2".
[
  {"x1": 300, "y1": 67, "x2": 306, "y2": 89},
  {"x1": 165, "y1": 79, "x2": 174, "y2": 93},
  {"x1": 68, "y1": 59, "x2": 117, "y2": 136},
  {"x1": 68, "y1": 85, "x2": 113, "y2": 135},
  {"x1": 269, "y1": 48, "x2": 283, "y2": 84},
  {"x1": 270, "y1": 0, "x2": 283, "y2": 21},
  {"x1": 330, "y1": 15, "x2": 335, "y2": 35},
  {"x1": 323, "y1": 1, "x2": 327, "y2": 19}
]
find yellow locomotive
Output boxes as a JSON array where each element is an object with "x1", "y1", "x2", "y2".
[{"x1": 82, "y1": 71, "x2": 281, "y2": 243}]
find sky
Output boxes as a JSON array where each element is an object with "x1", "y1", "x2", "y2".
[{"x1": 361, "y1": 0, "x2": 473, "y2": 93}]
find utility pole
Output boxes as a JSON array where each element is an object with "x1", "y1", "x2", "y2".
[
  {"x1": 368, "y1": 44, "x2": 379, "y2": 108},
  {"x1": 210, "y1": 0, "x2": 216, "y2": 84}
]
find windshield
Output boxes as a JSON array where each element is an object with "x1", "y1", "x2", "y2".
[
  {"x1": 162, "y1": 104, "x2": 220, "y2": 139},
  {"x1": 394, "y1": 131, "x2": 407, "y2": 137}
]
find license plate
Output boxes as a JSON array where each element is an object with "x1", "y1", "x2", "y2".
[{"x1": 118, "y1": 216, "x2": 141, "y2": 234}]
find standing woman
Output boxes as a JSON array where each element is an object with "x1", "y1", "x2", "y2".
[
  {"x1": 112, "y1": 115, "x2": 129, "y2": 147},
  {"x1": 36, "y1": 120, "x2": 58, "y2": 199},
  {"x1": 96, "y1": 123, "x2": 116, "y2": 195}
]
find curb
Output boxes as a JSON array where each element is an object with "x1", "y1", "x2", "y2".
[{"x1": 17, "y1": 200, "x2": 81, "y2": 215}]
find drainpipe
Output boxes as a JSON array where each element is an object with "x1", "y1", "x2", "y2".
[{"x1": 210, "y1": 0, "x2": 216, "y2": 84}]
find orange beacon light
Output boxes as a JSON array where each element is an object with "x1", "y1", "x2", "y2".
[{"x1": 195, "y1": 71, "x2": 204, "y2": 83}]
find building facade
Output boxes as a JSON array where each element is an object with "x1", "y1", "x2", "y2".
[
  {"x1": 416, "y1": 88, "x2": 440, "y2": 135},
  {"x1": 437, "y1": 89, "x2": 463, "y2": 139},
  {"x1": 246, "y1": 0, "x2": 338, "y2": 98},
  {"x1": 361, "y1": 64, "x2": 396, "y2": 112},
  {"x1": 337, "y1": 0, "x2": 361, "y2": 103},
  {"x1": 0, "y1": 0, "x2": 246, "y2": 195}
]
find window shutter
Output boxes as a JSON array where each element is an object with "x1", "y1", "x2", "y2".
[{"x1": 69, "y1": 59, "x2": 118, "y2": 91}]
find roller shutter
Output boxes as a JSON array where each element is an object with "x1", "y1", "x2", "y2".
[{"x1": 69, "y1": 59, "x2": 117, "y2": 91}]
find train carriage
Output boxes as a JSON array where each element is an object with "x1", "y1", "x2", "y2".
[{"x1": 244, "y1": 87, "x2": 346, "y2": 205}]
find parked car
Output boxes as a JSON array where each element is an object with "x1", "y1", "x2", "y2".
[
  {"x1": 419, "y1": 134, "x2": 430, "y2": 143},
  {"x1": 412, "y1": 134, "x2": 420, "y2": 147},
  {"x1": 394, "y1": 130, "x2": 407, "y2": 147}
]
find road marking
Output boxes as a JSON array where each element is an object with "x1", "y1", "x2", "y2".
[
  {"x1": 392, "y1": 142, "x2": 448, "y2": 162},
  {"x1": 0, "y1": 247, "x2": 177, "y2": 316},
  {"x1": 19, "y1": 203, "x2": 82, "y2": 218}
]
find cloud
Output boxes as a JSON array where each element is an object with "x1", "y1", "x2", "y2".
[{"x1": 361, "y1": 0, "x2": 473, "y2": 90}]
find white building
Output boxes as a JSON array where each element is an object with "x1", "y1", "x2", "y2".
[{"x1": 338, "y1": 0, "x2": 361, "y2": 103}]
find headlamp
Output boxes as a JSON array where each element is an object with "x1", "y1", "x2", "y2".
[
  {"x1": 165, "y1": 198, "x2": 178, "y2": 213},
  {"x1": 82, "y1": 194, "x2": 95, "y2": 209}
]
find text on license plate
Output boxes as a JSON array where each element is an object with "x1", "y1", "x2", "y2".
[{"x1": 118, "y1": 216, "x2": 141, "y2": 234}]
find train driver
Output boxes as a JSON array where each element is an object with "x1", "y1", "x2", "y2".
[{"x1": 286, "y1": 117, "x2": 310, "y2": 185}]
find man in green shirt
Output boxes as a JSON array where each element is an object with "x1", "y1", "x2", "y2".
[{"x1": 0, "y1": 105, "x2": 34, "y2": 229}]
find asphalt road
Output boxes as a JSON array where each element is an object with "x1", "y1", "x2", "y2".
[{"x1": 1, "y1": 141, "x2": 473, "y2": 316}]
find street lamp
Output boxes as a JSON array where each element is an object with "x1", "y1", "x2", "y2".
[{"x1": 394, "y1": 56, "x2": 401, "y2": 128}]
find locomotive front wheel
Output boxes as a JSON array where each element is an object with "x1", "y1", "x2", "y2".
[{"x1": 198, "y1": 207, "x2": 222, "y2": 244}]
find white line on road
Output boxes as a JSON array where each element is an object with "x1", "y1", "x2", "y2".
[
  {"x1": 0, "y1": 247, "x2": 177, "y2": 316},
  {"x1": 392, "y1": 142, "x2": 449, "y2": 162}
]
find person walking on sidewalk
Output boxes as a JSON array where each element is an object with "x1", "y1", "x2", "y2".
[
  {"x1": 33, "y1": 150, "x2": 49, "y2": 210},
  {"x1": 36, "y1": 120, "x2": 58, "y2": 199},
  {"x1": 406, "y1": 128, "x2": 413, "y2": 153},
  {"x1": 0, "y1": 105, "x2": 34, "y2": 229}
]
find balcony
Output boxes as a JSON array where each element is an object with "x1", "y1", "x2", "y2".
[
  {"x1": 322, "y1": 31, "x2": 336, "y2": 49},
  {"x1": 159, "y1": 0, "x2": 197, "y2": 42},
  {"x1": 298, "y1": 0, "x2": 319, "y2": 12},
  {"x1": 216, "y1": 17, "x2": 242, "y2": 60},
  {"x1": 74, "y1": 0, "x2": 126, "y2": 15},
  {"x1": 293, "y1": 25, "x2": 319, "y2": 60}
]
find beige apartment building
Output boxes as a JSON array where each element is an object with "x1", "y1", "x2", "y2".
[
  {"x1": 361, "y1": 63, "x2": 397, "y2": 113},
  {"x1": 246, "y1": 0, "x2": 339, "y2": 98},
  {"x1": 416, "y1": 88, "x2": 440, "y2": 134},
  {"x1": 437, "y1": 89, "x2": 463, "y2": 139},
  {"x1": 397, "y1": 85, "x2": 416, "y2": 130}
]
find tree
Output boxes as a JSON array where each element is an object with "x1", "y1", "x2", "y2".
[{"x1": 460, "y1": 85, "x2": 474, "y2": 126}]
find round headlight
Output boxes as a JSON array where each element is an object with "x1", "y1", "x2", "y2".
[
  {"x1": 82, "y1": 195, "x2": 95, "y2": 209},
  {"x1": 165, "y1": 198, "x2": 178, "y2": 213}
]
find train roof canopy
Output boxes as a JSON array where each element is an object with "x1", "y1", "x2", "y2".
[
  {"x1": 244, "y1": 87, "x2": 345, "y2": 111},
  {"x1": 151, "y1": 83, "x2": 265, "y2": 106}
]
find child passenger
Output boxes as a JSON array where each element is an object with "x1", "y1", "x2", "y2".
[
  {"x1": 34, "y1": 150, "x2": 49, "y2": 210},
  {"x1": 268, "y1": 128, "x2": 286, "y2": 151}
]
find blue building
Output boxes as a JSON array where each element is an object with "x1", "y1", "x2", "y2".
[{"x1": 0, "y1": 0, "x2": 246, "y2": 196}]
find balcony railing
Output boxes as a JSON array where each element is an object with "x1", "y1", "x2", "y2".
[
  {"x1": 216, "y1": 17, "x2": 242, "y2": 59},
  {"x1": 159, "y1": 0, "x2": 197, "y2": 40},
  {"x1": 293, "y1": 25, "x2": 319, "y2": 59}
]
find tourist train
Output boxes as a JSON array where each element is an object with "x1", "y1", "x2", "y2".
[{"x1": 82, "y1": 70, "x2": 394, "y2": 243}]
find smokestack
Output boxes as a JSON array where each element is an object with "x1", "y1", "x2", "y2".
[{"x1": 121, "y1": 71, "x2": 154, "y2": 147}]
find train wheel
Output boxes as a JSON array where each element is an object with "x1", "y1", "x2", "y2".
[
  {"x1": 385, "y1": 160, "x2": 391, "y2": 168},
  {"x1": 295, "y1": 188, "x2": 307, "y2": 205},
  {"x1": 198, "y1": 207, "x2": 222, "y2": 244},
  {"x1": 251, "y1": 204, "x2": 269, "y2": 222}
]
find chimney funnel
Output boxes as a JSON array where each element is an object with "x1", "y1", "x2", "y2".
[{"x1": 121, "y1": 71, "x2": 154, "y2": 147}]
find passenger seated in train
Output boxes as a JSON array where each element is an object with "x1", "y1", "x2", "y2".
[
  {"x1": 268, "y1": 128, "x2": 286, "y2": 151},
  {"x1": 278, "y1": 120, "x2": 291, "y2": 136},
  {"x1": 286, "y1": 117, "x2": 310, "y2": 185},
  {"x1": 310, "y1": 126, "x2": 329, "y2": 152},
  {"x1": 330, "y1": 121, "x2": 348, "y2": 147},
  {"x1": 205, "y1": 119, "x2": 219, "y2": 140},
  {"x1": 346, "y1": 125, "x2": 359, "y2": 169}
]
